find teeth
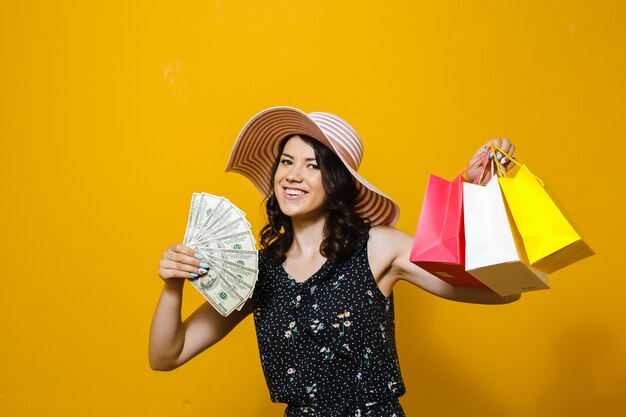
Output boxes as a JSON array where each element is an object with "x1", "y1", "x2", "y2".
[{"x1": 286, "y1": 188, "x2": 305, "y2": 196}]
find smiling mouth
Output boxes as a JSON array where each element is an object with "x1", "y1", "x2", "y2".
[{"x1": 283, "y1": 187, "x2": 308, "y2": 199}]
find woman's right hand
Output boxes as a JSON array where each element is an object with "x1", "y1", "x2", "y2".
[
  {"x1": 158, "y1": 243, "x2": 209, "y2": 282},
  {"x1": 151, "y1": 244, "x2": 250, "y2": 371}
]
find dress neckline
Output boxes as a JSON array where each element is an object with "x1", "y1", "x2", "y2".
[{"x1": 281, "y1": 259, "x2": 332, "y2": 285}]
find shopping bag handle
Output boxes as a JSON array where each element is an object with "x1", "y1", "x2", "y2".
[
  {"x1": 490, "y1": 144, "x2": 545, "y2": 186},
  {"x1": 474, "y1": 149, "x2": 493, "y2": 185},
  {"x1": 461, "y1": 149, "x2": 493, "y2": 185}
]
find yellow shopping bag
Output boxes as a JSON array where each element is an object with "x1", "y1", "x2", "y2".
[{"x1": 492, "y1": 146, "x2": 594, "y2": 274}]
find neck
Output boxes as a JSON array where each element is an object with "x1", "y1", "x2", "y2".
[{"x1": 288, "y1": 214, "x2": 326, "y2": 259}]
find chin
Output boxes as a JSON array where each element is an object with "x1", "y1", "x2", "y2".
[{"x1": 276, "y1": 201, "x2": 321, "y2": 220}]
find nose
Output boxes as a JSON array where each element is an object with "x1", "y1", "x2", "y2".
[
  {"x1": 286, "y1": 172, "x2": 303, "y2": 182},
  {"x1": 286, "y1": 164, "x2": 303, "y2": 182}
]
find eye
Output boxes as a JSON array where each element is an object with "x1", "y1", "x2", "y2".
[
  {"x1": 307, "y1": 163, "x2": 319, "y2": 170},
  {"x1": 280, "y1": 159, "x2": 293, "y2": 165}
]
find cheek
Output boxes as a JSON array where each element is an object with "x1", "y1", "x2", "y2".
[
  {"x1": 313, "y1": 177, "x2": 327, "y2": 199},
  {"x1": 309, "y1": 173, "x2": 323, "y2": 188},
  {"x1": 272, "y1": 170, "x2": 283, "y2": 188}
]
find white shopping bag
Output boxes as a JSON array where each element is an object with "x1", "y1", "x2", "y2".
[{"x1": 463, "y1": 176, "x2": 550, "y2": 296}]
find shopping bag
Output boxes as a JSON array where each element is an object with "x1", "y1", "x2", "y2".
[
  {"x1": 493, "y1": 146, "x2": 594, "y2": 274},
  {"x1": 463, "y1": 176, "x2": 550, "y2": 296},
  {"x1": 410, "y1": 173, "x2": 488, "y2": 288}
]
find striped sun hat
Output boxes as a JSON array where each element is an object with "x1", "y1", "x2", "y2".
[{"x1": 225, "y1": 106, "x2": 400, "y2": 226}]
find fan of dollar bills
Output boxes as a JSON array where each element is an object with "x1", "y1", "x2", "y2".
[{"x1": 183, "y1": 193, "x2": 258, "y2": 316}]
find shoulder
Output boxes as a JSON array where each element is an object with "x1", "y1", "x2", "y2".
[
  {"x1": 368, "y1": 225, "x2": 406, "y2": 239},
  {"x1": 368, "y1": 225, "x2": 413, "y2": 251},
  {"x1": 367, "y1": 226, "x2": 413, "y2": 293}
]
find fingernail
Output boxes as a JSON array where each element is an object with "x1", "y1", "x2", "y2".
[
  {"x1": 198, "y1": 268, "x2": 208, "y2": 274},
  {"x1": 496, "y1": 152, "x2": 503, "y2": 160},
  {"x1": 501, "y1": 157, "x2": 509, "y2": 164},
  {"x1": 488, "y1": 151, "x2": 494, "y2": 159},
  {"x1": 200, "y1": 262, "x2": 210, "y2": 269},
  {"x1": 194, "y1": 253, "x2": 203, "y2": 260},
  {"x1": 190, "y1": 273, "x2": 199, "y2": 278}
]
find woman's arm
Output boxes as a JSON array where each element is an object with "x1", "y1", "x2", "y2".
[
  {"x1": 365, "y1": 138, "x2": 521, "y2": 303},
  {"x1": 149, "y1": 244, "x2": 251, "y2": 371},
  {"x1": 368, "y1": 227, "x2": 520, "y2": 304}
]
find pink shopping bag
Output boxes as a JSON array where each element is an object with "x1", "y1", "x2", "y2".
[{"x1": 410, "y1": 173, "x2": 488, "y2": 288}]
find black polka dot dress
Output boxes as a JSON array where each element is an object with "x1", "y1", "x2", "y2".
[{"x1": 251, "y1": 237, "x2": 406, "y2": 417}]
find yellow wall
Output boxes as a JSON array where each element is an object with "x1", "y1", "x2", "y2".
[{"x1": 1, "y1": 1, "x2": 624, "y2": 416}]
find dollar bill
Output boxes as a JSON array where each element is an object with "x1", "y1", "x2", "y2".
[
  {"x1": 192, "y1": 202, "x2": 250, "y2": 245},
  {"x1": 182, "y1": 192, "x2": 258, "y2": 316},
  {"x1": 183, "y1": 193, "x2": 201, "y2": 245},
  {"x1": 186, "y1": 193, "x2": 222, "y2": 246},
  {"x1": 188, "y1": 267, "x2": 245, "y2": 315}
]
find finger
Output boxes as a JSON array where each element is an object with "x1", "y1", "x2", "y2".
[
  {"x1": 499, "y1": 141, "x2": 516, "y2": 169},
  {"x1": 169, "y1": 243, "x2": 197, "y2": 257},
  {"x1": 159, "y1": 267, "x2": 192, "y2": 280},
  {"x1": 160, "y1": 259, "x2": 209, "y2": 275},
  {"x1": 485, "y1": 138, "x2": 502, "y2": 149},
  {"x1": 164, "y1": 248, "x2": 206, "y2": 268},
  {"x1": 478, "y1": 138, "x2": 499, "y2": 160},
  {"x1": 508, "y1": 143, "x2": 516, "y2": 157},
  {"x1": 491, "y1": 138, "x2": 515, "y2": 163},
  {"x1": 469, "y1": 143, "x2": 493, "y2": 169},
  {"x1": 504, "y1": 155, "x2": 517, "y2": 170},
  {"x1": 498, "y1": 138, "x2": 511, "y2": 154}
]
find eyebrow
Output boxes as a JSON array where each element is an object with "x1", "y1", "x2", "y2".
[{"x1": 281, "y1": 153, "x2": 317, "y2": 162}]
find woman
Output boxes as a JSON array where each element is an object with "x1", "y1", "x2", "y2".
[{"x1": 149, "y1": 107, "x2": 519, "y2": 417}]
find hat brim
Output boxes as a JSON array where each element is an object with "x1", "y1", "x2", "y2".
[{"x1": 225, "y1": 106, "x2": 400, "y2": 226}]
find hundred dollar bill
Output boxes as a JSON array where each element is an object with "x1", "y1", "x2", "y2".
[
  {"x1": 192, "y1": 202, "x2": 250, "y2": 245},
  {"x1": 195, "y1": 231, "x2": 257, "y2": 251},
  {"x1": 204, "y1": 254, "x2": 258, "y2": 277},
  {"x1": 206, "y1": 199, "x2": 250, "y2": 230},
  {"x1": 204, "y1": 260, "x2": 257, "y2": 295},
  {"x1": 197, "y1": 247, "x2": 258, "y2": 312},
  {"x1": 197, "y1": 248, "x2": 259, "y2": 270},
  {"x1": 185, "y1": 193, "x2": 220, "y2": 245},
  {"x1": 187, "y1": 193, "x2": 222, "y2": 246},
  {"x1": 211, "y1": 217, "x2": 253, "y2": 238},
  {"x1": 183, "y1": 193, "x2": 201, "y2": 245},
  {"x1": 203, "y1": 252, "x2": 259, "y2": 292},
  {"x1": 188, "y1": 196, "x2": 227, "y2": 245},
  {"x1": 188, "y1": 268, "x2": 245, "y2": 316},
  {"x1": 199, "y1": 255, "x2": 256, "y2": 301},
  {"x1": 202, "y1": 197, "x2": 228, "y2": 227},
  {"x1": 183, "y1": 192, "x2": 258, "y2": 316},
  {"x1": 207, "y1": 264, "x2": 255, "y2": 294}
]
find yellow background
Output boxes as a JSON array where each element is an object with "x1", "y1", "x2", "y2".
[{"x1": 1, "y1": 1, "x2": 624, "y2": 416}]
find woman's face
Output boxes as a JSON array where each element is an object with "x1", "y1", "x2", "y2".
[{"x1": 273, "y1": 135, "x2": 327, "y2": 221}]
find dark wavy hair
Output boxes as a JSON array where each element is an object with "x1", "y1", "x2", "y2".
[{"x1": 259, "y1": 134, "x2": 370, "y2": 266}]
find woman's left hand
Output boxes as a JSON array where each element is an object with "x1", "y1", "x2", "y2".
[{"x1": 466, "y1": 138, "x2": 517, "y2": 185}]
